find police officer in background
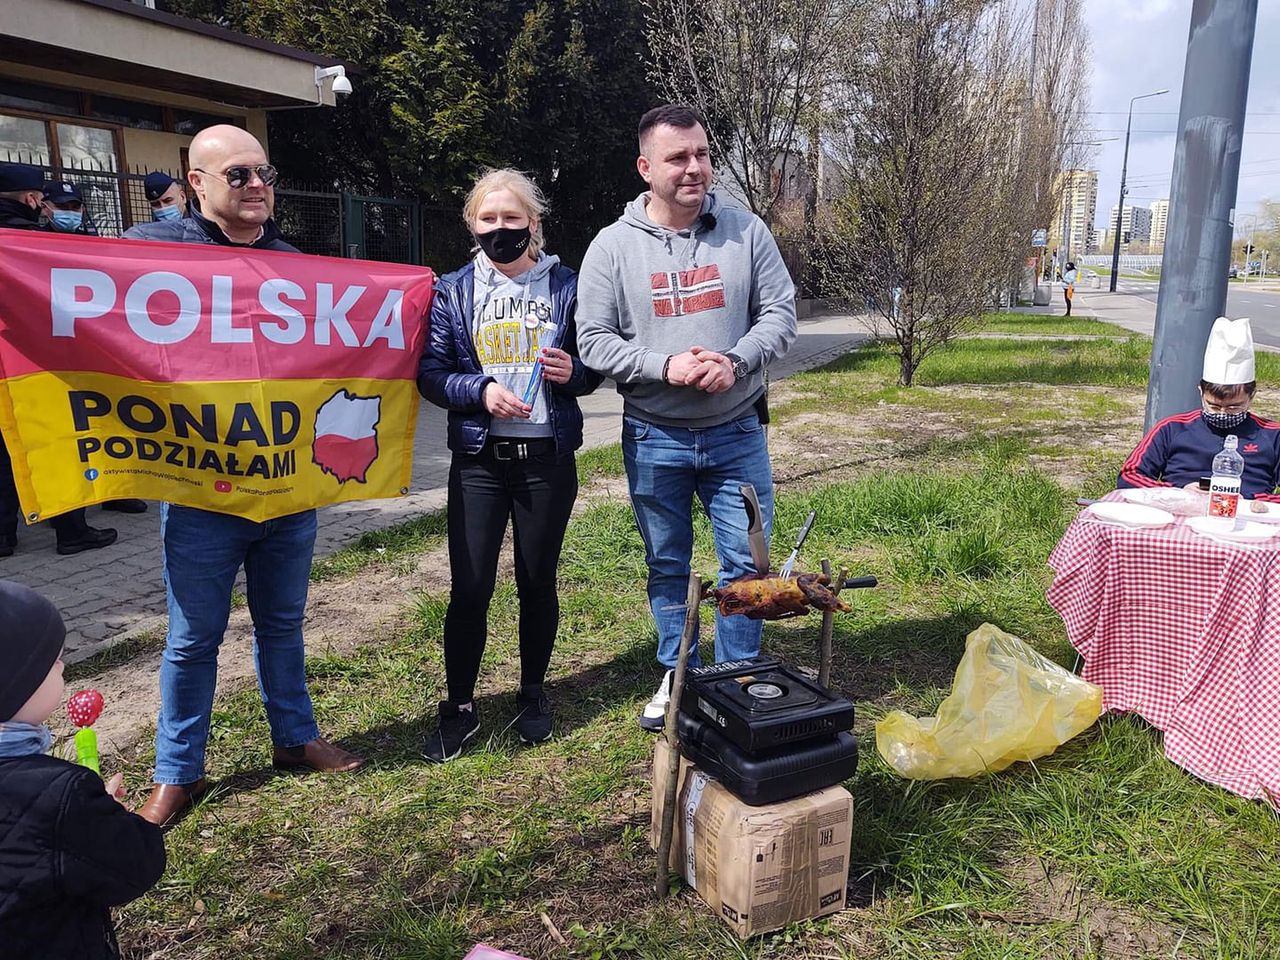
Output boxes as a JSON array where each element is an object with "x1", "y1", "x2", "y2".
[
  {"x1": 40, "y1": 179, "x2": 149, "y2": 517},
  {"x1": 144, "y1": 171, "x2": 187, "y2": 221},
  {"x1": 40, "y1": 180, "x2": 97, "y2": 235},
  {"x1": 0, "y1": 162, "x2": 119, "y2": 558}
]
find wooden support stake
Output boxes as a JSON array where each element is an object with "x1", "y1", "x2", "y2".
[
  {"x1": 656, "y1": 572, "x2": 703, "y2": 899},
  {"x1": 818, "y1": 559, "x2": 846, "y2": 688}
]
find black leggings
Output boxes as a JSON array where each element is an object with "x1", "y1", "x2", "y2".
[{"x1": 443, "y1": 440, "x2": 578, "y2": 703}]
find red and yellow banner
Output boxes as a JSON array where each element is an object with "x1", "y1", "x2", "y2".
[{"x1": 0, "y1": 229, "x2": 433, "y2": 523}]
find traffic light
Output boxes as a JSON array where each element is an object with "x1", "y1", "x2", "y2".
[
  {"x1": 1245, "y1": 242, "x2": 1254, "y2": 256},
  {"x1": 1123, "y1": 231, "x2": 1131, "y2": 244}
]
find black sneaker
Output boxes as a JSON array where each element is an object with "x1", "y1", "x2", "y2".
[
  {"x1": 514, "y1": 686, "x2": 553, "y2": 745},
  {"x1": 55, "y1": 526, "x2": 117, "y2": 556},
  {"x1": 422, "y1": 701, "x2": 479, "y2": 763},
  {"x1": 0, "y1": 533, "x2": 15, "y2": 559}
]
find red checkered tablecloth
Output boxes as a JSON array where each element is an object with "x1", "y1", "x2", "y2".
[{"x1": 1047, "y1": 493, "x2": 1280, "y2": 807}]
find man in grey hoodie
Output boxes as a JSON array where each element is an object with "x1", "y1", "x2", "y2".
[{"x1": 576, "y1": 104, "x2": 798, "y2": 731}]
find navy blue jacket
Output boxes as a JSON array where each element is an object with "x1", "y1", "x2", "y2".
[
  {"x1": 1119, "y1": 410, "x2": 1280, "y2": 500},
  {"x1": 0, "y1": 755, "x2": 166, "y2": 959},
  {"x1": 417, "y1": 260, "x2": 601, "y2": 460},
  {"x1": 123, "y1": 206, "x2": 297, "y2": 252}
]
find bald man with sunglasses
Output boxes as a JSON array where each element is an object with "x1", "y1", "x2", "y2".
[{"x1": 124, "y1": 126, "x2": 364, "y2": 828}]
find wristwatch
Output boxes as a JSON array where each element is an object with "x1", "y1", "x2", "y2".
[{"x1": 725, "y1": 353, "x2": 749, "y2": 382}]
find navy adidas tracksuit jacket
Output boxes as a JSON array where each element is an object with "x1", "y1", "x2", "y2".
[{"x1": 1118, "y1": 411, "x2": 1280, "y2": 500}]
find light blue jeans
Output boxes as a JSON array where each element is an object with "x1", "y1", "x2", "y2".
[
  {"x1": 154, "y1": 504, "x2": 320, "y2": 784},
  {"x1": 622, "y1": 412, "x2": 774, "y2": 668}
]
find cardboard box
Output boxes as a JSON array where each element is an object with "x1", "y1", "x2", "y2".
[{"x1": 650, "y1": 739, "x2": 853, "y2": 939}]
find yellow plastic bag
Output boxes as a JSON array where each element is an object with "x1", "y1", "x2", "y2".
[{"x1": 875, "y1": 623, "x2": 1103, "y2": 779}]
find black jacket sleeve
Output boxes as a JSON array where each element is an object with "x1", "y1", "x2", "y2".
[
  {"x1": 416, "y1": 280, "x2": 493, "y2": 411},
  {"x1": 55, "y1": 767, "x2": 166, "y2": 908}
]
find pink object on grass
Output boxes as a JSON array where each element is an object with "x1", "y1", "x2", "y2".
[{"x1": 463, "y1": 946, "x2": 531, "y2": 960}]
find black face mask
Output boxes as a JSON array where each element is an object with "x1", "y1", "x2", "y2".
[
  {"x1": 1203, "y1": 408, "x2": 1249, "y2": 431},
  {"x1": 476, "y1": 226, "x2": 531, "y2": 264}
]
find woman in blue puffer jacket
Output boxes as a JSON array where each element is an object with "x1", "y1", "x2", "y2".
[{"x1": 416, "y1": 168, "x2": 601, "y2": 763}]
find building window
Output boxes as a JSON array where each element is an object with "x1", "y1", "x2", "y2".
[
  {"x1": 174, "y1": 109, "x2": 245, "y2": 135},
  {"x1": 0, "y1": 114, "x2": 51, "y2": 165},
  {"x1": 89, "y1": 96, "x2": 165, "y2": 131},
  {"x1": 0, "y1": 79, "x2": 81, "y2": 117},
  {"x1": 0, "y1": 75, "x2": 243, "y2": 135}
]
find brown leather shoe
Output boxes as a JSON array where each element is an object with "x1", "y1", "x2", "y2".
[
  {"x1": 138, "y1": 779, "x2": 208, "y2": 827},
  {"x1": 272, "y1": 737, "x2": 364, "y2": 773}
]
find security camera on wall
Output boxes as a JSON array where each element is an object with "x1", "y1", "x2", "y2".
[{"x1": 315, "y1": 65, "x2": 353, "y2": 98}]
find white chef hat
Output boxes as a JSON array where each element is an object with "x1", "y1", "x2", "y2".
[{"x1": 1202, "y1": 316, "x2": 1255, "y2": 385}]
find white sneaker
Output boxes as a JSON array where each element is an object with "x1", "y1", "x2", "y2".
[{"x1": 639, "y1": 669, "x2": 673, "y2": 732}]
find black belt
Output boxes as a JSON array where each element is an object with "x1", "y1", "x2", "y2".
[{"x1": 487, "y1": 438, "x2": 555, "y2": 461}]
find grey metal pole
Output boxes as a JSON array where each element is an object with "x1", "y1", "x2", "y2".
[
  {"x1": 1108, "y1": 105, "x2": 1135, "y2": 293},
  {"x1": 1146, "y1": 0, "x2": 1258, "y2": 430}
]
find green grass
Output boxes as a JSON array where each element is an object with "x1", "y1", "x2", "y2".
[
  {"x1": 309, "y1": 509, "x2": 449, "y2": 581},
  {"x1": 807, "y1": 335, "x2": 1280, "y2": 393},
  {"x1": 109, "y1": 325, "x2": 1280, "y2": 959},
  {"x1": 576, "y1": 441, "x2": 625, "y2": 482},
  {"x1": 979, "y1": 312, "x2": 1126, "y2": 338}
]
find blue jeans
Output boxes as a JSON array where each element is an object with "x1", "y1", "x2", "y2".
[
  {"x1": 154, "y1": 504, "x2": 320, "y2": 784},
  {"x1": 623, "y1": 412, "x2": 774, "y2": 668}
]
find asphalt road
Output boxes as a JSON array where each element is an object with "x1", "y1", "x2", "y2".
[{"x1": 1113, "y1": 277, "x2": 1280, "y2": 347}]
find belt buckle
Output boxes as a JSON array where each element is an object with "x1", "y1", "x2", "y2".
[{"x1": 493, "y1": 441, "x2": 528, "y2": 461}]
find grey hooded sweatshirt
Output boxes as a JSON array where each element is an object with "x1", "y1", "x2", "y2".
[{"x1": 576, "y1": 191, "x2": 797, "y2": 429}]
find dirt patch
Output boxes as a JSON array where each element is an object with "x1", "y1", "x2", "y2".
[{"x1": 998, "y1": 854, "x2": 1179, "y2": 958}]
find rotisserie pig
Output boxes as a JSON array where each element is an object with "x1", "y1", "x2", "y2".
[{"x1": 707, "y1": 572, "x2": 852, "y2": 620}]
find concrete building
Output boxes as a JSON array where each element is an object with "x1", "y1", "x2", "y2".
[
  {"x1": 1, "y1": 0, "x2": 350, "y2": 235},
  {"x1": 1052, "y1": 169, "x2": 1098, "y2": 259},
  {"x1": 1151, "y1": 198, "x2": 1170, "y2": 247},
  {"x1": 1105, "y1": 204, "x2": 1153, "y2": 251}
]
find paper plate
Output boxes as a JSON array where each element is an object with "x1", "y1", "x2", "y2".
[
  {"x1": 1239, "y1": 499, "x2": 1280, "y2": 524},
  {"x1": 1086, "y1": 502, "x2": 1175, "y2": 529},
  {"x1": 1186, "y1": 516, "x2": 1280, "y2": 544},
  {"x1": 1118, "y1": 487, "x2": 1203, "y2": 510}
]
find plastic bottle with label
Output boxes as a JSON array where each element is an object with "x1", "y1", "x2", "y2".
[{"x1": 1207, "y1": 434, "x2": 1244, "y2": 522}]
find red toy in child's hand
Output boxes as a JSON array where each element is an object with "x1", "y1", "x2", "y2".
[{"x1": 67, "y1": 689, "x2": 104, "y2": 728}]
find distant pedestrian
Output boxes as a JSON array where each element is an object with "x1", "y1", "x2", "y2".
[{"x1": 1062, "y1": 260, "x2": 1078, "y2": 317}]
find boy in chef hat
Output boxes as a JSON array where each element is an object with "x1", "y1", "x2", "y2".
[{"x1": 1119, "y1": 316, "x2": 1280, "y2": 498}]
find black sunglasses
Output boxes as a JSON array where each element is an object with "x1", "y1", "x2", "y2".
[{"x1": 194, "y1": 164, "x2": 278, "y2": 189}]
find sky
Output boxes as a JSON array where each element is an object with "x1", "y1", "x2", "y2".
[{"x1": 1081, "y1": 0, "x2": 1280, "y2": 235}]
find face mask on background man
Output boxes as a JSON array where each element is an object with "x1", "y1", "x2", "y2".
[
  {"x1": 49, "y1": 210, "x2": 82, "y2": 232},
  {"x1": 153, "y1": 205, "x2": 182, "y2": 222}
]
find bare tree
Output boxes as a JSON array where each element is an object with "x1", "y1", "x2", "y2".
[
  {"x1": 641, "y1": 0, "x2": 855, "y2": 225},
  {"x1": 1028, "y1": 0, "x2": 1093, "y2": 270},
  {"x1": 818, "y1": 0, "x2": 1035, "y2": 386}
]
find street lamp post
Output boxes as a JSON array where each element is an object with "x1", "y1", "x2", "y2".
[{"x1": 1110, "y1": 89, "x2": 1169, "y2": 292}]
